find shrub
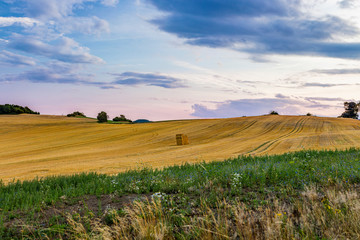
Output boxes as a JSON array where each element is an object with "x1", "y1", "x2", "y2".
[
  {"x1": 112, "y1": 114, "x2": 132, "y2": 122},
  {"x1": 67, "y1": 111, "x2": 86, "y2": 118},
  {"x1": 97, "y1": 111, "x2": 108, "y2": 123},
  {"x1": 269, "y1": 110, "x2": 279, "y2": 115}
]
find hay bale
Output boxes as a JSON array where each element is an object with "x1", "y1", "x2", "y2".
[{"x1": 176, "y1": 134, "x2": 189, "y2": 145}]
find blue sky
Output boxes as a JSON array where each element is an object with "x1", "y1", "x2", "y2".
[{"x1": 1, "y1": 0, "x2": 360, "y2": 120}]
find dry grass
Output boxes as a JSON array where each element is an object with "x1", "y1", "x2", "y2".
[
  {"x1": 63, "y1": 184, "x2": 360, "y2": 239},
  {"x1": 1, "y1": 114, "x2": 360, "y2": 183}
]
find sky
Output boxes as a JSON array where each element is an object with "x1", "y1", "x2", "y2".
[{"x1": 1, "y1": 0, "x2": 360, "y2": 120}]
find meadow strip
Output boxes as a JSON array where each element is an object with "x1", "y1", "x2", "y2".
[{"x1": 1, "y1": 148, "x2": 360, "y2": 238}]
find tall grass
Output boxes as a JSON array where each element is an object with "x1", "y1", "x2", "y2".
[
  {"x1": 64, "y1": 184, "x2": 360, "y2": 239},
  {"x1": 1, "y1": 148, "x2": 360, "y2": 238}
]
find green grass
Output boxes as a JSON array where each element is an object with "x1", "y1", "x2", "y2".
[{"x1": 1, "y1": 148, "x2": 360, "y2": 238}]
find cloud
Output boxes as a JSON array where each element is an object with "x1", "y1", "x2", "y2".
[
  {"x1": 11, "y1": 1, "x2": 110, "y2": 35},
  {"x1": 57, "y1": 16, "x2": 110, "y2": 34},
  {"x1": 0, "y1": 17, "x2": 40, "y2": 28},
  {"x1": 275, "y1": 93, "x2": 288, "y2": 98},
  {"x1": 24, "y1": 0, "x2": 90, "y2": 20},
  {"x1": 338, "y1": 0, "x2": 355, "y2": 8},
  {"x1": 9, "y1": 35, "x2": 104, "y2": 64},
  {"x1": 0, "y1": 50, "x2": 36, "y2": 66},
  {"x1": 305, "y1": 97, "x2": 346, "y2": 102},
  {"x1": 0, "y1": 67, "x2": 187, "y2": 90},
  {"x1": 310, "y1": 68, "x2": 360, "y2": 75},
  {"x1": 23, "y1": 0, "x2": 119, "y2": 19},
  {"x1": 302, "y1": 82, "x2": 349, "y2": 87},
  {"x1": 191, "y1": 97, "x2": 338, "y2": 118},
  {"x1": 111, "y1": 72, "x2": 187, "y2": 88},
  {"x1": 101, "y1": 0, "x2": 119, "y2": 6},
  {"x1": 148, "y1": 0, "x2": 360, "y2": 59},
  {"x1": 0, "y1": 62, "x2": 107, "y2": 87},
  {"x1": 191, "y1": 98, "x2": 306, "y2": 118}
]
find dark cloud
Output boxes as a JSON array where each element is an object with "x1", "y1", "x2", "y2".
[
  {"x1": 148, "y1": 0, "x2": 360, "y2": 59},
  {"x1": 111, "y1": 72, "x2": 187, "y2": 88},
  {"x1": 9, "y1": 35, "x2": 104, "y2": 64},
  {"x1": 1, "y1": 68, "x2": 186, "y2": 90},
  {"x1": 149, "y1": 0, "x2": 295, "y2": 18},
  {"x1": 0, "y1": 50, "x2": 36, "y2": 66},
  {"x1": 0, "y1": 61, "x2": 107, "y2": 87},
  {"x1": 310, "y1": 68, "x2": 360, "y2": 75}
]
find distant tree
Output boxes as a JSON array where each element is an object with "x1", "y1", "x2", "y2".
[
  {"x1": 306, "y1": 113, "x2": 312, "y2": 116},
  {"x1": 269, "y1": 110, "x2": 279, "y2": 115},
  {"x1": 112, "y1": 114, "x2": 132, "y2": 122},
  {"x1": 67, "y1": 111, "x2": 86, "y2": 118},
  {"x1": 0, "y1": 104, "x2": 39, "y2": 115},
  {"x1": 339, "y1": 101, "x2": 359, "y2": 119},
  {"x1": 97, "y1": 111, "x2": 108, "y2": 123}
]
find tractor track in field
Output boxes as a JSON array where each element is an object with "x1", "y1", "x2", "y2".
[
  {"x1": 225, "y1": 120, "x2": 258, "y2": 137},
  {"x1": 247, "y1": 117, "x2": 308, "y2": 154}
]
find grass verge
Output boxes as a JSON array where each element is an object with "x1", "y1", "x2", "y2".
[{"x1": 1, "y1": 148, "x2": 360, "y2": 239}]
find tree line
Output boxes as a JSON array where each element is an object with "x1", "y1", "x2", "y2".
[
  {"x1": 0, "y1": 104, "x2": 39, "y2": 115},
  {"x1": 67, "y1": 111, "x2": 133, "y2": 123}
]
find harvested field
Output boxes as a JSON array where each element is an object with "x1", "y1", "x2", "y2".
[{"x1": 1, "y1": 114, "x2": 360, "y2": 182}]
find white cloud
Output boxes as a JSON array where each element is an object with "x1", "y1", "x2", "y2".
[
  {"x1": 57, "y1": 16, "x2": 110, "y2": 34},
  {"x1": 10, "y1": 35, "x2": 105, "y2": 64},
  {"x1": 0, "y1": 17, "x2": 40, "y2": 28},
  {"x1": 0, "y1": 50, "x2": 36, "y2": 66},
  {"x1": 101, "y1": 0, "x2": 119, "y2": 7},
  {"x1": 24, "y1": 0, "x2": 92, "y2": 20}
]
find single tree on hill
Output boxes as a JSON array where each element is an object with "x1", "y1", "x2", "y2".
[
  {"x1": 339, "y1": 101, "x2": 359, "y2": 119},
  {"x1": 269, "y1": 110, "x2": 279, "y2": 115},
  {"x1": 97, "y1": 111, "x2": 108, "y2": 123}
]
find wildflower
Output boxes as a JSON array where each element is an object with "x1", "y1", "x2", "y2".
[
  {"x1": 151, "y1": 192, "x2": 167, "y2": 202},
  {"x1": 231, "y1": 173, "x2": 243, "y2": 189}
]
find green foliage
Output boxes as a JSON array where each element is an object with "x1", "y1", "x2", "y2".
[
  {"x1": 0, "y1": 104, "x2": 39, "y2": 115},
  {"x1": 97, "y1": 111, "x2": 108, "y2": 123},
  {"x1": 2, "y1": 148, "x2": 360, "y2": 238},
  {"x1": 67, "y1": 111, "x2": 86, "y2": 118},
  {"x1": 340, "y1": 101, "x2": 359, "y2": 119},
  {"x1": 269, "y1": 110, "x2": 279, "y2": 115},
  {"x1": 112, "y1": 114, "x2": 132, "y2": 122},
  {"x1": 306, "y1": 113, "x2": 312, "y2": 116}
]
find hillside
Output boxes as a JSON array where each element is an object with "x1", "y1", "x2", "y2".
[{"x1": 1, "y1": 114, "x2": 360, "y2": 182}]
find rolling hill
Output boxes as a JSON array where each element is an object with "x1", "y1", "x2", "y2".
[{"x1": 1, "y1": 114, "x2": 360, "y2": 183}]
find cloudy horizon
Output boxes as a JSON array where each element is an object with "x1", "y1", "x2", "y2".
[{"x1": 1, "y1": 0, "x2": 360, "y2": 120}]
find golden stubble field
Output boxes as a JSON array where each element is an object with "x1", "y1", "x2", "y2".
[{"x1": 1, "y1": 114, "x2": 360, "y2": 183}]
